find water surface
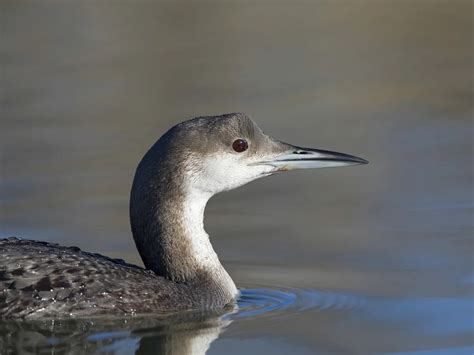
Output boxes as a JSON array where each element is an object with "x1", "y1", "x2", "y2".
[{"x1": 1, "y1": 1, "x2": 473, "y2": 354}]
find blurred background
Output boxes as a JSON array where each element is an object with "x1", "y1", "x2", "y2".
[{"x1": 1, "y1": 1, "x2": 473, "y2": 354}]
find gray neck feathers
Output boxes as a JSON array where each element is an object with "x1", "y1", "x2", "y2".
[{"x1": 129, "y1": 131, "x2": 237, "y2": 301}]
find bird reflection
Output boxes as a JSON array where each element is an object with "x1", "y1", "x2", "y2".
[{"x1": 0, "y1": 305, "x2": 234, "y2": 354}]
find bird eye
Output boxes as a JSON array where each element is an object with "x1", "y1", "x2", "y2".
[{"x1": 232, "y1": 139, "x2": 248, "y2": 153}]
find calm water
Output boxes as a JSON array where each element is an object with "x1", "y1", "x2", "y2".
[{"x1": 1, "y1": 1, "x2": 473, "y2": 354}]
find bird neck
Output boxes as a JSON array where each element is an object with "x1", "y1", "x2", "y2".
[{"x1": 130, "y1": 155, "x2": 238, "y2": 301}]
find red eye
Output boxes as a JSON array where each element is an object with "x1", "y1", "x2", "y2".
[{"x1": 232, "y1": 139, "x2": 248, "y2": 153}]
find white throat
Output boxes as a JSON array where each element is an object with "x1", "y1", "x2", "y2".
[{"x1": 183, "y1": 185, "x2": 238, "y2": 298}]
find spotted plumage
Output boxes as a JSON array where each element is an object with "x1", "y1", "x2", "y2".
[{"x1": 0, "y1": 238, "x2": 218, "y2": 319}]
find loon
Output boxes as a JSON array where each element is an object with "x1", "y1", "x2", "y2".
[{"x1": 0, "y1": 113, "x2": 367, "y2": 318}]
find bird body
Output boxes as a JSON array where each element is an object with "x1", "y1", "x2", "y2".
[
  {"x1": 0, "y1": 238, "x2": 222, "y2": 318},
  {"x1": 0, "y1": 113, "x2": 367, "y2": 318}
]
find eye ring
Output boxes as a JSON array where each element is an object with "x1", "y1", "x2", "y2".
[{"x1": 232, "y1": 139, "x2": 248, "y2": 153}]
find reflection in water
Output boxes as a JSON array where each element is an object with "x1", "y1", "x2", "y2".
[
  {"x1": 0, "y1": 309, "x2": 232, "y2": 354},
  {"x1": 1, "y1": 287, "x2": 361, "y2": 354},
  {"x1": 2, "y1": 286, "x2": 472, "y2": 354}
]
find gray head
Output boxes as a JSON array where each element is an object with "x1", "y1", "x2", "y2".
[
  {"x1": 130, "y1": 113, "x2": 367, "y2": 290},
  {"x1": 135, "y1": 113, "x2": 367, "y2": 196}
]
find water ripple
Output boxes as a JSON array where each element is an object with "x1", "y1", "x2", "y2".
[{"x1": 232, "y1": 284, "x2": 366, "y2": 319}]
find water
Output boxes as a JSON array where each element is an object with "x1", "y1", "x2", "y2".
[{"x1": 1, "y1": 1, "x2": 473, "y2": 354}]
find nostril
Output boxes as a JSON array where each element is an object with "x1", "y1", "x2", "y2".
[{"x1": 294, "y1": 150, "x2": 310, "y2": 155}]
